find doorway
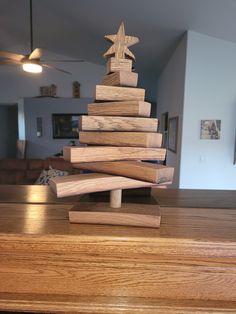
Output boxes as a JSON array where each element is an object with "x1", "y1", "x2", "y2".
[{"x1": 0, "y1": 104, "x2": 18, "y2": 158}]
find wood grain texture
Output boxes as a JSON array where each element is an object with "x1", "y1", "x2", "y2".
[
  {"x1": 0, "y1": 204, "x2": 236, "y2": 306},
  {"x1": 88, "y1": 101, "x2": 151, "y2": 117},
  {"x1": 49, "y1": 173, "x2": 155, "y2": 197},
  {"x1": 79, "y1": 132, "x2": 162, "y2": 148},
  {"x1": 63, "y1": 146, "x2": 166, "y2": 163},
  {"x1": 74, "y1": 161, "x2": 174, "y2": 183},
  {"x1": 95, "y1": 85, "x2": 145, "y2": 101},
  {"x1": 102, "y1": 71, "x2": 138, "y2": 87},
  {"x1": 0, "y1": 197, "x2": 236, "y2": 314},
  {"x1": 0, "y1": 201, "x2": 236, "y2": 241},
  {"x1": 1, "y1": 189, "x2": 236, "y2": 312},
  {"x1": 1, "y1": 294, "x2": 236, "y2": 313},
  {"x1": 79, "y1": 115, "x2": 158, "y2": 132},
  {"x1": 69, "y1": 202, "x2": 161, "y2": 228},
  {"x1": 107, "y1": 57, "x2": 132, "y2": 73},
  {"x1": 0, "y1": 236, "x2": 235, "y2": 302}
]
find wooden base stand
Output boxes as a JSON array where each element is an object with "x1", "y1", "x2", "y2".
[
  {"x1": 69, "y1": 189, "x2": 161, "y2": 228},
  {"x1": 69, "y1": 202, "x2": 161, "y2": 228}
]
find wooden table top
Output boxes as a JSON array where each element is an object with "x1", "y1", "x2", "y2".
[
  {"x1": 0, "y1": 184, "x2": 80, "y2": 204},
  {"x1": 0, "y1": 185, "x2": 235, "y2": 313},
  {"x1": 152, "y1": 188, "x2": 236, "y2": 208},
  {"x1": 0, "y1": 184, "x2": 236, "y2": 208},
  {"x1": 0, "y1": 202, "x2": 235, "y2": 242},
  {"x1": 0, "y1": 185, "x2": 235, "y2": 242}
]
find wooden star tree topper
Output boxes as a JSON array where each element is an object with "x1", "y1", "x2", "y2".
[{"x1": 103, "y1": 22, "x2": 139, "y2": 61}]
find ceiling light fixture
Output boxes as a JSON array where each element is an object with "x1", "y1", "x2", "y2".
[
  {"x1": 22, "y1": 62, "x2": 42, "y2": 73},
  {"x1": 22, "y1": 0, "x2": 42, "y2": 74},
  {"x1": 0, "y1": 0, "x2": 83, "y2": 74}
]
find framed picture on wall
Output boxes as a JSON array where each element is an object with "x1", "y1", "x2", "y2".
[
  {"x1": 52, "y1": 114, "x2": 80, "y2": 139},
  {"x1": 200, "y1": 119, "x2": 221, "y2": 140},
  {"x1": 168, "y1": 116, "x2": 178, "y2": 153}
]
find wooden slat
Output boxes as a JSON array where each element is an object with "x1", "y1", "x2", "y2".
[
  {"x1": 95, "y1": 85, "x2": 145, "y2": 101},
  {"x1": 64, "y1": 146, "x2": 166, "y2": 163},
  {"x1": 79, "y1": 115, "x2": 158, "y2": 132},
  {"x1": 107, "y1": 57, "x2": 132, "y2": 73},
  {"x1": 69, "y1": 202, "x2": 161, "y2": 228},
  {"x1": 88, "y1": 101, "x2": 151, "y2": 117},
  {"x1": 50, "y1": 173, "x2": 155, "y2": 197},
  {"x1": 74, "y1": 161, "x2": 174, "y2": 183},
  {"x1": 102, "y1": 71, "x2": 138, "y2": 87},
  {"x1": 79, "y1": 132, "x2": 162, "y2": 148}
]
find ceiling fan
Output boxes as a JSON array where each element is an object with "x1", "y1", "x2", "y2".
[{"x1": 0, "y1": 0, "x2": 84, "y2": 74}]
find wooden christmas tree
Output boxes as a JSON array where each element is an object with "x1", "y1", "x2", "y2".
[{"x1": 50, "y1": 23, "x2": 174, "y2": 228}]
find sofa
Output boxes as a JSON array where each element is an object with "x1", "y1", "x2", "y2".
[{"x1": 0, "y1": 158, "x2": 79, "y2": 185}]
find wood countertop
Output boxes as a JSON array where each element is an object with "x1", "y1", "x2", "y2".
[
  {"x1": 152, "y1": 187, "x2": 236, "y2": 208},
  {"x1": 0, "y1": 184, "x2": 236, "y2": 208},
  {"x1": 0, "y1": 198, "x2": 235, "y2": 242},
  {"x1": 0, "y1": 185, "x2": 235, "y2": 313},
  {"x1": 0, "y1": 184, "x2": 80, "y2": 204},
  {"x1": 0, "y1": 185, "x2": 235, "y2": 241}
]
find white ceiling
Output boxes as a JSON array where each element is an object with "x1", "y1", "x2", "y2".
[{"x1": 1, "y1": 0, "x2": 236, "y2": 100}]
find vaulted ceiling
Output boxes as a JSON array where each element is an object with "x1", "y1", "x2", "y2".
[{"x1": 1, "y1": 0, "x2": 236, "y2": 100}]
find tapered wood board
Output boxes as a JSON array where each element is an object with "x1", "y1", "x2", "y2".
[
  {"x1": 102, "y1": 71, "x2": 138, "y2": 87},
  {"x1": 88, "y1": 101, "x2": 151, "y2": 117},
  {"x1": 95, "y1": 85, "x2": 145, "y2": 101},
  {"x1": 79, "y1": 131, "x2": 162, "y2": 148},
  {"x1": 49, "y1": 173, "x2": 156, "y2": 198},
  {"x1": 69, "y1": 202, "x2": 161, "y2": 228},
  {"x1": 107, "y1": 57, "x2": 132, "y2": 73},
  {"x1": 64, "y1": 146, "x2": 166, "y2": 163},
  {"x1": 79, "y1": 115, "x2": 158, "y2": 132},
  {"x1": 74, "y1": 161, "x2": 174, "y2": 184}
]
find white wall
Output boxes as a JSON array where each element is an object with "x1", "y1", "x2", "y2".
[
  {"x1": 180, "y1": 31, "x2": 236, "y2": 190},
  {"x1": 157, "y1": 34, "x2": 187, "y2": 187},
  {"x1": 158, "y1": 31, "x2": 236, "y2": 190},
  {"x1": 0, "y1": 50, "x2": 105, "y2": 103}
]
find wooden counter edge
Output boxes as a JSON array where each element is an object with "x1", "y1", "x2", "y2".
[
  {"x1": 0, "y1": 294, "x2": 235, "y2": 313},
  {"x1": 0, "y1": 233, "x2": 235, "y2": 258}
]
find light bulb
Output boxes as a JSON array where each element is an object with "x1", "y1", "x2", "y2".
[{"x1": 22, "y1": 63, "x2": 42, "y2": 73}]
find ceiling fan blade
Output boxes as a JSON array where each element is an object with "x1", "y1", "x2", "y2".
[
  {"x1": 41, "y1": 59, "x2": 84, "y2": 62},
  {"x1": 0, "y1": 59, "x2": 22, "y2": 65},
  {"x1": 42, "y1": 63, "x2": 71, "y2": 74},
  {"x1": 0, "y1": 51, "x2": 24, "y2": 61},
  {"x1": 29, "y1": 48, "x2": 43, "y2": 60}
]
